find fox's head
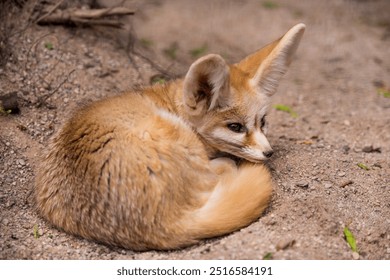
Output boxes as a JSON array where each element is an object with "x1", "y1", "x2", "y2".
[{"x1": 182, "y1": 23, "x2": 305, "y2": 163}]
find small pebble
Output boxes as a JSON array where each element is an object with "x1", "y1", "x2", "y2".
[
  {"x1": 295, "y1": 181, "x2": 309, "y2": 188},
  {"x1": 342, "y1": 145, "x2": 350, "y2": 154},
  {"x1": 339, "y1": 180, "x2": 353, "y2": 188},
  {"x1": 200, "y1": 247, "x2": 211, "y2": 254},
  {"x1": 362, "y1": 145, "x2": 381, "y2": 153},
  {"x1": 366, "y1": 236, "x2": 378, "y2": 244},
  {"x1": 276, "y1": 239, "x2": 296, "y2": 251},
  {"x1": 265, "y1": 219, "x2": 277, "y2": 226},
  {"x1": 352, "y1": 252, "x2": 360, "y2": 260},
  {"x1": 6, "y1": 200, "x2": 15, "y2": 208},
  {"x1": 373, "y1": 80, "x2": 384, "y2": 87},
  {"x1": 338, "y1": 172, "x2": 346, "y2": 177}
]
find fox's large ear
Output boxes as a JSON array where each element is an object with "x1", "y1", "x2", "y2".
[
  {"x1": 236, "y1": 23, "x2": 305, "y2": 97},
  {"x1": 183, "y1": 54, "x2": 230, "y2": 116}
]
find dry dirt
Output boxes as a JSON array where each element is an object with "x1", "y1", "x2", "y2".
[{"x1": 0, "y1": 0, "x2": 389, "y2": 260}]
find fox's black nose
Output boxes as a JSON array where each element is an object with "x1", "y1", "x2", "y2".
[{"x1": 263, "y1": 150, "x2": 274, "y2": 158}]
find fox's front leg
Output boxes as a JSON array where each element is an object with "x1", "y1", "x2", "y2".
[{"x1": 209, "y1": 157, "x2": 238, "y2": 175}]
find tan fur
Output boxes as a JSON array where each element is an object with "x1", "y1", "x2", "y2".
[
  {"x1": 191, "y1": 163, "x2": 272, "y2": 237},
  {"x1": 35, "y1": 24, "x2": 305, "y2": 250}
]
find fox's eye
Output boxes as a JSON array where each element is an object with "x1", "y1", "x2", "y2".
[
  {"x1": 227, "y1": 123, "x2": 246, "y2": 133},
  {"x1": 260, "y1": 115, "x2": 266, "y2": 128}
]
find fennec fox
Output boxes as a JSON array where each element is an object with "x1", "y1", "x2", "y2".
[{"x1": 35, "y1": 24, "x2": 305, "y2": 250}]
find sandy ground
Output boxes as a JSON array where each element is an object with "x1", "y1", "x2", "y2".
[{"x1": 0, "y1": 0, "x2": 389, "y2": 259}]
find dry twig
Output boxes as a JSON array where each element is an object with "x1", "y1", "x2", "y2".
[
  {"x1": 37, "y1": 68, "x2": 76, "y2": 108},
  {"x1": 36, "y1": 6, "x2": 135, "y2": 28}
]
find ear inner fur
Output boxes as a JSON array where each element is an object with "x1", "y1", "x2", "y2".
[
  {"x1": 236, "y1": 23, "x2": 306, "y2": 97},
  {"x1": 183, "y1": 54, "x2": 230, "y2": 115},
  {"x1": 235, "y1": 38, "x2": 281, "y2": 78}
]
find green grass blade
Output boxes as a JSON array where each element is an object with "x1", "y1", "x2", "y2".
[
  {"x1": 263, "y1": 252, "x2": 273, "y2": 260},
  {"x1": 343, "y1": 226, "x2": 357, "y2": 252},
  {"x1": 357, "y1": 163, "x2": 369, "y2": 170},
  {"x1": 33, "y1": 224, "x2": 40, "y2": 239},
  {"x1": 273, "y1": 104, "x2": 298, "y2": 118},
  {"x1": 377, "y1": 88, "x2": 390, "y2": 98}
]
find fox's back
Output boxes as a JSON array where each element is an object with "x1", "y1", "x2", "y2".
[{"x1": 35, "y1": 92, "x2": 217, "y2": 250}]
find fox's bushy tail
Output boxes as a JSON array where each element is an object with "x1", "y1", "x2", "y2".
[{"x1": 190, "y1": 163, "x2": 272, "y2": 238}]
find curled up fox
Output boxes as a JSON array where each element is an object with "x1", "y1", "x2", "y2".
[{"x1": 34, "y1": 24, "x2": 305, "y2": 250}]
